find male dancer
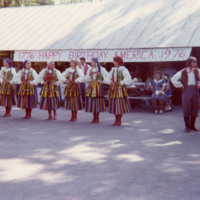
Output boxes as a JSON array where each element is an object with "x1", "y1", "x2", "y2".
[{"x1": 171, "y1": 56, "x2": 200, "y2": 133}]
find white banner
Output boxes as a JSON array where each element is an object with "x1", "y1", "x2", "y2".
[{"x1": 14, "y1": 48, "x2": 192, "y2": 62}]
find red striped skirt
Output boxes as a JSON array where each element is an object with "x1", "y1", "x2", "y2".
[
  {"x1": 85, "y1": 97, "x2": 105, "y2": 113},
  {"x1": 17, "y1": 95, "x2": 37, "y2": 109},
  {"x1": 108, "y1": 97, "x2": 131, "y2": 115}
]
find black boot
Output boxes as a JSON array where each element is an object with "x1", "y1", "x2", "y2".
[
  {"x1": 190, "y1": 116, "x2": 199, "y2": 131},
  {"x1": 184, "y1": 117, "x2": 190, "y2": 133}
]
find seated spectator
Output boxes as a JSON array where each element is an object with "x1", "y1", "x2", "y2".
[
  {"x1": 163, "y1": 73, "x2": 173, "y2": 111},
  {"x1": 163, "y1": 64, "x2": 177, "y2": 78},
  {"x1": 149, "y1": 72, "x2": 167, "y2": 114},
  {"x1": 145, "y1": 71, "x2": 153, "y2": 84}
]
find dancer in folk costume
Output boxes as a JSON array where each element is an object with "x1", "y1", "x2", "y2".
[
  {"x1": 62, "y1": 59, "x2": 84, "y2": 121},
  {"x1": 85, "y1": 58, "x2": 109, "y2": 123},
  {"x1": 39, "y1": 61, "x2": 65, "y2": 120},
  {"x1": 17, "y1": 60, "x2": 39, "y2": 119},
  {"x1": 107, "y1": 56, "x2": 132, "y2": 126},
  {"x1": 171, "y1": 56, "x2": 200, "y2": 133},
  {"x1": 0, "y1": 58, "x2": 17, "y2": 117}
]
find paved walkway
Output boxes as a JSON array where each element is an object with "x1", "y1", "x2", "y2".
[{"x1": 0, "y1": 106, "x2": 200, "y2": 200}]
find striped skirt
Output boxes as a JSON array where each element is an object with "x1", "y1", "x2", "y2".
[
  {"x1": 108, "y1": 97, "x2": 131, "y2": 115},
  {"x1": 0, "y1": 90, "x2": 16, "y2": 107},
  {"x1": 64, "y1": 96, "x2": 83, "y2": 111},
  {"x1": 85, "y1": 97, "x2": 105, "y2": 113},
  {"x1": 40, "y1": 97, "x2": 59, "y2": 111},
  {"x1": 17, "y1": 95, "x2": 37, "y2": 109}
]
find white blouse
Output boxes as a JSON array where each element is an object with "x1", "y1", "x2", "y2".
[
  {"x1": 85, "y1": 66, "x2": 109, "y2": 82},
  {"x1": 0, "y1": 67, "x2": 18, "y2": 84},
  {"x1": 16, "y1": 68, "x2": 39, "y2": 85},
  {"x1": 38, "y1": 67, "x2": 65, "y2": 85},
  {"x1": 62, "y1": 67, "x2": 84, "y2": 83},
  {"x1": 106, "y1": 66, "x2": 132, "y2": 85}
]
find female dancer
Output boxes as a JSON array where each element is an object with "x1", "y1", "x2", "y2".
[
  {"x1": 85, "y1": 57, "x2": 108, "y2": 123},
  {"x1": 39, "y1": 61, "x2": 65, "y2": 120},
  {"x1": 0, "y1": 58, "x2": 17, "y2": 117},
  {"x1": 108, "y1": 56, "x2": 132, "y2": 126},
  {"x1": 62, "y1": 59, "x2": 84, "y2": 121},
  {"x1": 17, "y1": 60, "x2": 39, "y2": 119}
]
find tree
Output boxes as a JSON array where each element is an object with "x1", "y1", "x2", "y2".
[
  {"x1": 0, "y1": 0, "x2": 101, "y2": 7},
  {"x1": 1, "y1": 0, "x2": 12, "y2": 7},
  {"x1": 0, "y1": 0, "x2": 54, "y2": 7}
]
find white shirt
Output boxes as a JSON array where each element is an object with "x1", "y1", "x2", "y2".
[
  {"x1": 38, "y1": 67, "x2": 65, "y2": 85},
  {"x1": 80, "y1": 63, "x2": 91, "y2": 76},
  {"x1": 0, "y1": 67, "x2": 17, "y2": 84},
  {"x1": 16, "y1": 68, "x2": 39, "y2": 85},
  {"x1": 85, "y1": 66, "x2": 109, "y2": 82},
  {"x1": 62, "y1": 67, "x2": 84, "y2": 83},
  {"x1": 106, "y1": 66, "x2": 132, "y2": 85},
  {"x1": 171, "y1": 68, "x2": 200, "y2": 88}
]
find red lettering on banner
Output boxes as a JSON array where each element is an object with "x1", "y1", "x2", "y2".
[
  {"x1": 39, "y1": 52, "x2": 44, "y2": 60},
  {"x1": 69, "y1": 51, "x2": 74, "y2": 60},
  {"x1": 103, "y1": 51, "x2": 109, "y2": 59},
  {"x1": 126, "y1": 50, "x2": 131, "y2": 60},
  {"x1": 173, "y1": 49, "x2": 179, "y2": 58},
  {"x1": 99, "y1": 52, "x2": 103, "y2": 59},
  {"x1": 82, "y1": 52, "x2": 86, "y2": 58},
  {"x1": 51, "y1": 52, "x2": 58, "y2": 59},
  {"x1": 114, "y1": 52, "x2": 119, "y2": 57},
  {"x1": 179, "y1": 50, "x2": 185, "y2": 58},
  {"x1": 120, "y1": 51, "x2": 126, "y2": 59},
  {"x1": 141, "y1": 50, "x2": 148, "y2": 59},
  {"x1": 14, "y1": 48, "x2": 191, "y2": 62},
  {"x1": 76, "y1": 52, "x2": 82, "y2": 59},
  {"x1": 132, "y1": 51, "x2": 139, "y2": 59},
  {"x1": 58, "y1": 51, "x2": 62, "y2": 59},
  {"x1": 86, "y1": 52, "x2": 93, "y2": 60},
  {"x1": 48, "y1": 52, "x2": 54, "y2": 59},
  {"x1": 52, "y1": 52, "x2": 57, "y2": 59},
  {"x1": 148, "y1": 51, "x2": 154, "y2": 59},
  {"x1": 93, "y1": 51, "x2": 98, "y2": 58},
  {"x1": 45, "y1": 52, "x2": 49, "y2": 59}
]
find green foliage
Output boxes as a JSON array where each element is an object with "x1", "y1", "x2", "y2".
[
  {"x1": 0, "y1": 0, "x2": 53, "y2": 7},
  {"x1": 0, "y1": 0, "x2": 98, "y2": 7}
]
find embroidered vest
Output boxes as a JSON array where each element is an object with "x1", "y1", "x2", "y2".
[
  {"x1": 179, "y1": 68, "x2": 198, "y2": 91},
  {"x1": 21, "y1": 70, "x2": 34, "y2": 82},
  {"x1": 66, "y1": 69, "x2": 79, "y2": 82},
  {"x1": 89, "y1": 69, "x2": 103, "y2": 81},
  {"x1": 43, "y1": 69, "x2": 58, "y2": 83},
  {"x1": 3, "y1": 70, "x2": 13, "y2": 81},
  {"x1": 112, "y1": 68, "x2": 124, "y2": 83}
]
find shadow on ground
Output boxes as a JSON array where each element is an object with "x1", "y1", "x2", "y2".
[{"x1": 0, "y1": 106, "x2": 200, "y2": 200}]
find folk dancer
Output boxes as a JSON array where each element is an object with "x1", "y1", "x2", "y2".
[
  {"x1": 17, "y1": 60, "x2": 39, "y2": 119},
  {"x1": 39, "y1": 61, "x2": 65, "y2": 120},
  {"x1": 62, "y1": 59, "x2": 84, "y2": 121},
  {"x1": 171, "y1": 56, "x2": 200, "y2": 133},
  {"x1": 107, "y1": 56, "x2": 132, "y2": 126},
  {"x1": 0, "y1": 58, "x2": 17, "y2": 117},
  {"x1": 85, "y1": 57, "x2": 109, "y2": 123}
]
